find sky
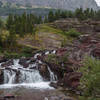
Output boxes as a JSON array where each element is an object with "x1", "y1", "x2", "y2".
[{"x1": 95, "y1": 0, "x2": 100, "y2": 6}]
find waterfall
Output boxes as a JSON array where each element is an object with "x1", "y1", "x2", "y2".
[
  {"x1": 0, "y1": 50, "x2": 57, "y2": 89},
  {"x1": 47, "y1": 66, "x2": 57, "y2": 82},
  {"x1": 4, "y1": 70, "x2": 16, "y2": 84}
]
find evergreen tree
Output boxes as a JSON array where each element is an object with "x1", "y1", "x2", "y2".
[
  {"x1": 0, "y1": 18, "x2": 3, "y2": 29},
  {"x1": 75, "y1": 8, "x2": 85, "y2": 20},
  {"x1": 6, "y1": 14, "x2": 14, "y2": 30},
  {"x1": 44, "y1": 16, "x2": 48, "y2": 23},
  {"x1": 48, "y1": 11, "x2": 55, "y2": 22}
]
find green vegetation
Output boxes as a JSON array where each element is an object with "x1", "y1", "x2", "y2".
[
  {"x1": 44, "y1": 8, "x2": 100, "y2": 23},
  {"x1": 6, "y1": 13, "x2": 42, "y2": 37},
  {"x1": 65, "y1": 29, "x2": 81, "y2": 37},
  {"x1": 79, "y1": 57, "x2": 100, "y2": 100},
  {"x1": 36, "y1": 24, "x2": 63, "y2": 34},
  {"x1": 3, "y1": 46, "x2": 35, "y2": 59}
]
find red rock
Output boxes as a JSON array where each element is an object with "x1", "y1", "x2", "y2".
[
  {"x1": 63, "y1": 72, "x2": 82, "y2": 89},
  {"x1": 56, "y1": 48, "x2": 67, "y2": 56}
]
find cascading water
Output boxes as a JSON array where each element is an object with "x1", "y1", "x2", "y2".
[{"x1": 0, "y1": 50, "x2": 57, "y2": 89}]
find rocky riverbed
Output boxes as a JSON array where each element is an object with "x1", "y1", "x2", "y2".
[{"x1": 0, "y1": 87, "x2": 77, "y2": 100}]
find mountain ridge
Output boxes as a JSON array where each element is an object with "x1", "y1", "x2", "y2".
[{"x1": 0, "y1": 0, "x2": 99, "y2": 10}]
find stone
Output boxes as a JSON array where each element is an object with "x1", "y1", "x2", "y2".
[
  {"x1": 38, "y1": 64, "x2": 50, "y2": 80},
  {"x1": 19, "y1": 58, "x2": 30, "y2": 68},
  {"x1": 50, "y1": 82, "x2": 58, "y2": 88},
  {"x1": 1, "y1": 59, "x2": 14, "y2": 68},
  {"x1": 63, "y1": 72, "x2": 82, "y2": 89},
  {"x1": 56, "y1": 48, "x2": 67, "y2": 57}
]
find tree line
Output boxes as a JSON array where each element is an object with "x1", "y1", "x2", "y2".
[
  {"x1": 6, "y1": 12, "x2": 42, "y2": 37},
  {"x1": 45, "y1": 8, "x2": 100, "y2": 22}
]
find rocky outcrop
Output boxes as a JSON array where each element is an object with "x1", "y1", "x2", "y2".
[
  {"x1": 63, "y1": 72, "x2": 82, "y2": 89},
  {"x1": 50, "y1": 19, "x2": 100, "y2": 34},
  {"x1": 38, "y1": 64, "x2": 50, "y2": 80}
]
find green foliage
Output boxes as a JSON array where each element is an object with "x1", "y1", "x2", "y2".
[
  {"x1": 44, "y1": 8, "x2": 99, "y2": 23},
  {"x1": 45, "y1": 54, "x2": 58, "y2": 64},
  {"x1": 21, "y1": 47, "x2": 34, "y2": 54},
  {"x1": 65, "y1": 29, "x2": 81, "y2": 37},
  {"x1": 0, "y1": 29, "x2": 17, "y2": 48},
  {"x1": 0, "y1": 17, "x2": 4, "y2": 29},
  {"x1": 48, "y1": 10, "x2": 55, "y2": 22},
  {"x1": 79, "y1": 57, "x2": 100, "y2": 98},
  {"x1": 4, "y1": 52, "x2": 21, "y2": 59},
  {"x1": 79, "y1": 96, "x2": 100, "y2": 100},
  {"x1": 6, "y1": 13, "x2": 42, "y2": 37}
]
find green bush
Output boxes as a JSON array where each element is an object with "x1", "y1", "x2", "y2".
[
  {"x1": 79, "y1": 57, "x2": 100, "y2": 98},
  {"x1": 4, "y1": 52, "x2": 21, "y2": 59},
  {"x1": 66, "y1": 29, "x2": 81, "y2": 37}
]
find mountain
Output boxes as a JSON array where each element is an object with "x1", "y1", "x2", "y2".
[{"x1": 0, "y1": 0, "x2": 99, "y2": 10}]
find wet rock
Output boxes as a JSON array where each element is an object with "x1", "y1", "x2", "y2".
[
  {"x1": 1, "y1": 59, "x2": 14, "y2": 68},
  {"x1": 47, "y1": 63, "x2": 63, "y2": 79},
  {"x1": 38, "y1": 64, "x2": 50, "y2": 80},
  {"x1": 19, "y1": 58, "x2": 30, "y2": 68},
  {"x1": 63, "y1": 72, "x2": 82, "y2": 89},
  {"x1": 50, "y1": 82, "x2": 58, "y2": 88},
  {"x1": 0, "y1": 69, "x2": 4, "y2": 84}
]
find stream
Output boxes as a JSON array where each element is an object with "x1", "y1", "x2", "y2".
[{"x1": 0, "y1": 51, "x2": 71, "y2": 100}]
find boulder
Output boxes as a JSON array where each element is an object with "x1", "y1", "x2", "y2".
[
  {"x1": 63, "y1": 72, "x2": 82, "y2": 89},
  {"x1": 1, "y1": 59, "x2": 14, "y2": 68},
  {"x1": 19, "y1": 57, "x2": 30, "y2": 68},
  {"x1": 38, "y1": 64, "x2": 50, "y2": 81}
]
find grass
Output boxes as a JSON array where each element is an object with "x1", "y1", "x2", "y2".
[{"x1": 36, "y1": 24, "x2": 64, "y2": 34}]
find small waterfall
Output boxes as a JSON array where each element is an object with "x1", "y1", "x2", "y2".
[
  {"x1": 4, "y1": 70, "x2": 16, "y2": 84},
  {"x1": 47, "y1": 67, "x2": 57, "y2": 82},
  {"x1": 0, "y1": 50, "x2": 57, "y2": 89},
  {"x1": 18, "y1": 70, "x2": 43, "y2": 83}
]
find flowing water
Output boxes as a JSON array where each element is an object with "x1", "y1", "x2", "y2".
[{"x1": 0, "y1": 50, "x2": 57, "y2": 89}]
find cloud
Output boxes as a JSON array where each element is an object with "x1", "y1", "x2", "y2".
[{"x1": 95, "y1": 0, "x2": 100, "y2": 6}]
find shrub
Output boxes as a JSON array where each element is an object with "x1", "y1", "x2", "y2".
[
  {"x1": 79, "y1": 57, "x2": 100, "y2": 98},
  {"x1": 66, "y1": 29, "x2": 81, "y2": 37}
]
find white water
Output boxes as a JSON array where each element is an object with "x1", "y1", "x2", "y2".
[
  {"x1": 0, "y1": 51, "x2": 57, "y2": 89},
  {"x1": 47, "y1": 67, "x2": 57, "y2": 82}
]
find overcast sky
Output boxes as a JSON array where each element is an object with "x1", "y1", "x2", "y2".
[{"x1": 95, "y1": 0, "x2": 100, "y2": 6}]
